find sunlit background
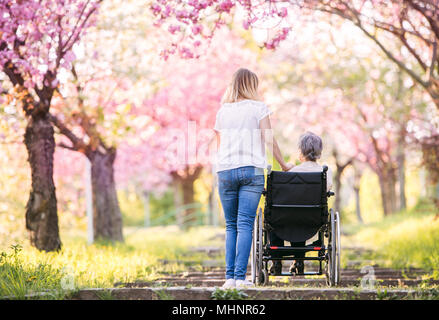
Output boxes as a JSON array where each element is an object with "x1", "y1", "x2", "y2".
[{"x1": 0, "y1": 0, "x2": 438, "y2": 298}]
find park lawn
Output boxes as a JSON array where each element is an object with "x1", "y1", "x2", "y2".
[
  {"x1": 343, "y1": 200, "x2": 439, "y2": 278},
  {"x1": 0, "y1": 225, "x2": 224, "y2": 299}
]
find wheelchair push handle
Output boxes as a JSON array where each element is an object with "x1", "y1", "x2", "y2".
[{"x1": 327, "y1": 191, "x2": 335, "y2": 197}]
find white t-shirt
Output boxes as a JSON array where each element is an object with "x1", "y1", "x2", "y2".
[{"x1": 214, "y1": 99, "x2": 272, "y2": 172}]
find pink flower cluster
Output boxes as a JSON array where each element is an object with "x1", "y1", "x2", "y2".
[
  {"x1": 150, "y1": 0, "x2": 292, "y2": 59},
  {"x1": 0, "y1": 0, "x2": 100, "y2": 90},
  {"x1": 264, "y1": 27, "x2": 291, "y2": 50},
  {"x1": 217, "y1": 0, "x2": 235, "y2": 13}
]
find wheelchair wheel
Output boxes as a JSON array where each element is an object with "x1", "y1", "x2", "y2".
[
  {"x1": 335, "y1": 211, "x2": 341, "y2": 285},
  {"x1": 326, "y1": 208, "x2": 340, "y2": 286},
  {"x1": 261, "y1": 268, "x2": 269, "y2": 286},
  {"x1": 254, "y1": 208, "x2": 268, "y2": 286},
  {"x1": 251, "y1": 213, "x2": 257, "y2": 284}
]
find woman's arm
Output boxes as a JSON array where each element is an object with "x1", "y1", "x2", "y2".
[
  {"x1": 260, "y1": 116, "x2": 293, "y2": 171},
  {"x1": 215, "y1": 130, "x2": 220, "y2": 150}
]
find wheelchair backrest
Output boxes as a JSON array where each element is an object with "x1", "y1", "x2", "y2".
[{"x1": 265, "y1": 167, "x2": 329, "y2": 243}]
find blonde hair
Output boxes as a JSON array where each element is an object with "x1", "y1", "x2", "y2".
[{"x1": 221, "y1": 68, "x2": 260, "y2": 104}]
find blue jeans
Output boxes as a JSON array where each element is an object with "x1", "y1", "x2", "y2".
[{"x1": 217, "y1": 166, "x2": 265, "y2": 280}]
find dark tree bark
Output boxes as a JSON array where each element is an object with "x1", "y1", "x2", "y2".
[
  {"x1": 24, "y1": 114, "x2": 62, "y2": 252},
  {"x1": 1, "y1": 2, "x2": 101, "y2": 251},
  {"x1": 50, "y1": 113, "x2": 123, "y2": 243},
  {"x1": 182, "y1": 176, "x2": 196, "y2": 219},
  {"x1": 88, "y1": 148, "x2": 124, "y2": 242},
  {"x1": 353, "y1": 168, "x2": 363, "y2": 224},
  {"x1": 207, "y1": 173, "x2": 219, "y2": 226},
  {"x1": 332, "y1": 149, "x2": 354, "y2": 214},
  {"x1": 173, "y1": 182, "x2": 183, "y2": 226},
  {"x1": 3, "y1": 61, "x2": 62, "y2": 252},
  {"x1": 377, "y1": 166, "x2": 398, "y2": 216},
  {"x1": 397, "y1": 132, "x2": 407, "y2": 211},
  {"x1": 420, "y1": 134, "x2": 439, "y2": 211},
  {"x1": 354, "y1": 186, "x2": 362, "y2": 224},
  {"x1": 172, "y1": 165, "x2": 203, "y2": 228}
]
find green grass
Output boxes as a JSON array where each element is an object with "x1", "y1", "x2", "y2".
[
  {"x1": 0, "y1": 245, "x2": 68, "y2": 299},
  {"x1": 211, "y1": 288, "x2": 249, "y2": 300},
  {"x1": 2, "y1": 196, "x2": 438, "y2": 300},
  {"x1": 0, "y1": 226, "x2": 224, "y2": 299},
  {"x1": 343, "y1": 199, "x2": 439, "y2": 276}
]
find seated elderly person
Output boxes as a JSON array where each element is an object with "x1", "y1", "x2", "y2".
[{"x1": 269, "y1": 131, "x2": 333, "y2": 275}]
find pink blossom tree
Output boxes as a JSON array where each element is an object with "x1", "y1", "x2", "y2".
[
  {"x1": 150, "y1": 1, "x2": 439, "y2": 110},
  {"x1": 48, "y1": 0, "x2": 178, "y2": 239},
  {"x1": 50, "y1": 72, "x2": 131, "y2": 242},
  {"x1": 140, "y1": 29, "x2": 258, "y2": 223},
  {"x1": 152, "y1": 0, "x2": 439, "y2": 215},
  {"x1": 0, "y1": 0, "x2": 101, "y2": 251},
  {"x1": 263, "y1": 16, "x2": 428, "y2": 216}
]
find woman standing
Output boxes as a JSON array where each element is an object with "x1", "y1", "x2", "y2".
[{"x1": 214, "y1": 68, "x2": 292, "y2": 288}]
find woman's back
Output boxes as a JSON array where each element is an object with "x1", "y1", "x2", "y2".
[{"x1": 214, "y1": 99, "x2": 272, "y2": 172}]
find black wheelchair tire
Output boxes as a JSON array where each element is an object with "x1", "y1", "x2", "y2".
[
  {"x1": 335, "y1": 211, "x2": 341, "y2": 285},
  {"x1": 254, "y1": 208, "x2": 266, "y2": 286},
  {"x1": 326, "y1": 208, "x2": 337, "y2": 286}
]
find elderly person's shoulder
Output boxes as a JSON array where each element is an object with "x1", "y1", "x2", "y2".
[
  {"x1": 289, "y1": 161, "x2": 326, "y2": 172},
  {"x1": 289, "y1": 162, "x2": 333, "y2": 190}
]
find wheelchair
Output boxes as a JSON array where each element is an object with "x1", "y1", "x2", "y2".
[{"x1": 250, "y1": 165, "x2": 341, "y2": 286}]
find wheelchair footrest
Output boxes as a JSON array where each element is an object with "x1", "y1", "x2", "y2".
[
  {"x1": 273, "y1": 272, "x2": 323, "y2": 277},
  {"x1": 267, "y1": 246, "x2": 325, "y2": 253},
  {"x1": 265, "y1": 256, "x2": 325, "y2": 261}
]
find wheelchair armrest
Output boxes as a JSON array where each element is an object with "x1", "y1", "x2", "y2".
[{"x1": 327, "y1": 191, "x2": 335, "y2": 197}]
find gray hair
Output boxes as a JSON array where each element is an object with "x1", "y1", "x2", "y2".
[{"x1": 299, "y1": 132, "x2": 323, "y2": 161}]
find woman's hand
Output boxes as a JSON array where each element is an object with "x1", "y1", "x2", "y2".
[{"x1": 281, "y1": 162, "x2": 294, "y2": 172}]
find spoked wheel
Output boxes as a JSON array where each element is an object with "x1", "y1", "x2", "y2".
[
  {"x1": 251, "y1": 212, "x2": 257, "y2": 284},
  {"x1": 252, "y1": 208, "x2": 268, "y2": 286},
  {"x1": 326, "y1": 208, "x2": 341, "y2": 286},
  {"x1": 261, "y1": 268, "x2": 269, "y2": 286},
  {"x1": 335, "y1": 211, "x2": 341, "y2": 285}
]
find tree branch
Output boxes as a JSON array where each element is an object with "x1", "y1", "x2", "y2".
[
  {"x1": 430, "y1": 40, "x2": 438, "y2": 82},
  {"x1": 357, "y1": 24, "x2": 429, "y2": 88},
  {"x1": 408, "y1": 0, "x2": 439, "y2": 41},
  {"x1": 398, "y1": 32, "x2": 428, "y2": 71},
  {"x1": 48, "y1": 113, "x2": 88, "y2": 154},
  {"x1": 57, "y1": 142, "x2": 78, "y2": 151}
]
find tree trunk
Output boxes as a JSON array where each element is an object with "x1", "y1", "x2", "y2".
[
  {"x1": 389, "y1": 168, "x2": 398, "y2": 213},
  {"x1": 377, "y1": 167, "x2": 398, "y2": 216},
  {"x1": 24, "y1": 114, "x2": 61, "y2": 252},
  {"x1": 172, "y1": 165, "x2": 203, "y2": 228},
  {"x1": 353, "y1": 168, "x2": 363, "y2": 224},
  {"x1": 334, "y1": 170, "x2": 342, "y2": 214},
  {"x1": 332, "y1": 149, "x2": 353, "y2": 214},
  {"x1": 354, "y1": 186, "x2": 363, "y2": 223},
  {"x1": 173, "y1": 182, "x2": 183, "y2": 226},
  {"x1": 208, "y1": 173, "x2": 219, "y2": 226},
  {"x1": 88, "y1": 148, "x2": 123, "y2": 242},
  {"x1": 181, "y1": 175, "x2": 197, "y2": 226},
  {"x1": 397, "y1": 132, "x2": 407, "y2": 211}
]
